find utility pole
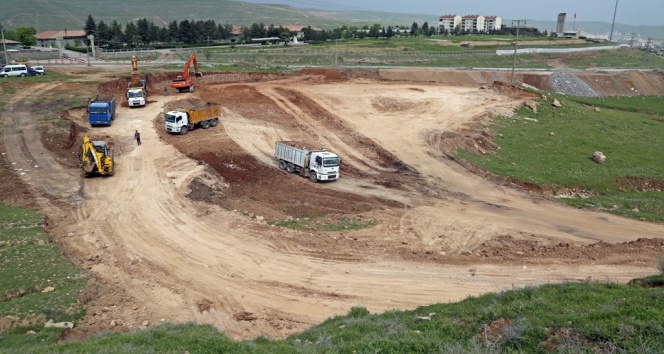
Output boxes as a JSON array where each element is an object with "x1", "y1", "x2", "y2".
[
  {"x1": 335, "y1": 39, "x2": 338, "y2": 66},
  {"x1": 510, "y1": 20, "x2": 526, "y2": 85},
  {"x1": 609, "y1": 0, "x2": 619, "y2": 42},
  {"x1": 643, "y1": 37, "x2": 652, "y2": 61},
  {"x1": 0, "y1": 24, "x2": 9, "y2": 66},
  {"x1": 628, "y1": 33, "x2": 637, "y2": 56}
]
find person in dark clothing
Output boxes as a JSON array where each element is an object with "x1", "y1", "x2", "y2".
[{"x1": 135, "y1": 130, "x2": 141, "y2": 145}]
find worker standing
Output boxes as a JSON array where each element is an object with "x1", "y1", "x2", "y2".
[
  {"x1": 164, "y1": 87, "x2": 168, "y2": 96},
  {"x1": 134, "y1": 130, "x2": 141, "y2": 146}
]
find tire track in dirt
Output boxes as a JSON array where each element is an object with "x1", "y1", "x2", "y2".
[
  {"x1": 294, "y1": 81, "x2": 664, "y2": 245},
  {"x1": 259, "y1": 86, "x2": 389, "y2": 175},
  {"x1": 1, "y1": 83, "x2": 85, "y2": 210}
]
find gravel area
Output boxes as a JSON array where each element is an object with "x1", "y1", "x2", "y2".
[{"x1": 550, "y1": 72, "x2": 602, "y2": 97}]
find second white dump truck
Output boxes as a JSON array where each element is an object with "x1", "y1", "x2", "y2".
[
  {"x1": 165, "y1": 102, "x2": 221, "y2": 135},
  {"x1": 275, "y1": 141, "x2": 340, "y2": 182}
]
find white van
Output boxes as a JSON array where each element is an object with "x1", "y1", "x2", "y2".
[{"x1": 0, "y1": 65, "x2": 28, "y2": 78}]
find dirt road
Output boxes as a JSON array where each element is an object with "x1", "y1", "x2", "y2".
[{"x1": 2, "y1": 67, "x2": 663, "y2": 340}]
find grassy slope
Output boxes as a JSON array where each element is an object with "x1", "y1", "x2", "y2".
[
  {"x1": 7, "y1": 281, "x2": 664, "y2": 353},
  {"x1": 0, "y1": 204, "x2": 88, "y2": 349},
  {"x1": 459, "y1": 94, "x2": 664, "y2": 222},
  {"x1": 1, "y1": 0, "x2": 433, "y2": 32}
]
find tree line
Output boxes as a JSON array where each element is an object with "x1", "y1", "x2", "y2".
[
  {"x1": 2, "y1": 16, "x2": 544, "y2": 49},
  {"x1": 81, "y1": 15, "x2": 444, "y2": 48}
]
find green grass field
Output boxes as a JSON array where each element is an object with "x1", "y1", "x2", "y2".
[
  {"x1": 170, "y1": 35, "x2": 664, "y2": 70},
  {"x1": 560, "y1": 50, "x2": 664, "y2": 69},
  {"x1": 0, "y1": 204, "x2": 88, "y2": 349},
  {"x1": 459, "y1": 94, "x2": 664, "y2": 222}
]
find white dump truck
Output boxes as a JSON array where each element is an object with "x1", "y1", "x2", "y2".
[
  {"x1": 126, "y1": 80, "x2": 148, "y2": 108},
  {"x1": 275, "y1": 141, "x2": 340, "y2": 182},
  {"x1": 165, "y1": 102, "x2": 221, "y2": 135}
]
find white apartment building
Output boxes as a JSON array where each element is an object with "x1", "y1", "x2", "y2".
[
  {"x1": 439, "y1": 14, "x2": 502, "y2": 32},
  {"x1": 438, "y1": 15, "x2": 461, "y2": 32},
  {"x1": 484, "y1": 16, "x2": 502, "y2": 31},
  {"x1": 461, "y1": 15, "x2": 485, "y2": 32}
]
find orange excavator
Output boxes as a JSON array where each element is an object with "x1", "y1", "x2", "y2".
[{"x1": 171, "y1": 52, "x2": 203, "y2": 93}]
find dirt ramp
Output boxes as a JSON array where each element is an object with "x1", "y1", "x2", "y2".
[
  {"x1": 579, "y1": 71, "x2": 664, "y2": 96},
  {"x1": 379, "y1": 69, "x2": 495, "y2": 85}
]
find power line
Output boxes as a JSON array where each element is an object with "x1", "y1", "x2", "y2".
[
  {"x1": 510, "y1": 20, "x2": 526, "y2": 85},
  {"x1": 609, "y1": 0, "x2": 619, "y2": 41}
]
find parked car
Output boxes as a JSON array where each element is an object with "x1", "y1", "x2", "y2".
[
  {"x1": 32, "y1": 66, "x2": 45, "y2": 75},
  {"x1": 26, "y1": 67, "x2": 39, "y2": 77},
  {"x1": 0, "y1": 64, "x2": 28, "y2": 78}
]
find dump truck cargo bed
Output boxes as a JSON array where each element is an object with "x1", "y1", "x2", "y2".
[{"x1": 180, "y1": 102, "x2": 221, "y2": 125}]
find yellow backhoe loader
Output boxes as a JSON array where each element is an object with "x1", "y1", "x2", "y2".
[{"x1": 79, "y1": 136, "x2": 114, "y2": 176}]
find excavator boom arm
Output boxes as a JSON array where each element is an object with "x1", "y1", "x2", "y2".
[{"x1": 180, "y1": 53, "x2": 200, "y2": 79}]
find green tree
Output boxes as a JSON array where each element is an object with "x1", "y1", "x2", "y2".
[
  {"x1": 136, "y1": 18, "x2": 150, "y2": 43},
  {"x1": 14, "y1": 26, "x2": 37, "y2": 47},
  {"x1": 178, "y1": 20, "x2": 193, "y2": 43},
  {"x1": 84, "y1": 15, "x2": 97, "y2": 36},
  {"x1": 410, "y1": 22, "x2": 419, "y2": 35},
  {"x1": 124, "y1": 22, "x2": 138, "y2": 46},
  {"x1": 168, "y1": 21, "x2": 179, "y2": 42},
  {"x1": 280, "y1": 29, "x2": 292, "y2": 46},
  {"x1": 148, "y1": 22, "x2": 160, "y2": 43},
  {"x1": 96, "y1": 21, "x2": 110, "y2": 45},
  {"x1": 369, "y1": 23, "x2": 381, "y2": 38},
  {"x1": 386, "y1": 26, "x2": 394, "y2": 38}
]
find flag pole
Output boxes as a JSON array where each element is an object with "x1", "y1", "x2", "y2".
[{"x1": 573, "y1": 12, "x2": 576, "y2": 31}]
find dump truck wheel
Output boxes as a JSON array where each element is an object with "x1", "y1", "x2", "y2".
[
  {"x1": 278, "y1": 160, "x2": 287, "y2": 170},
  {"x1": 201, "y1": 120, "x2": 211, "y2": 129},
  {"x1": 309, "y1": 172, "x2": 318, "y2": 183},
  {"x1": 286, "y1": 163, "x2": 295, "y2": 173},
  {"x1": 210, "y1": 118, "x2": 219, "y2": 127},
  {"x1": 180, "y1": 126, "x2": 189, "y2": 135}
]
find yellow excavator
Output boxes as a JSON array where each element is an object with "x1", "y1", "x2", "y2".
[{"x1": 79, "y1": 136, "x2": 114, "y2": 176}]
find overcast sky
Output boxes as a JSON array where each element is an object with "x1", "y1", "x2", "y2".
[{"x1": 239, "y1": 0, "x2": 661, "y2": 26}]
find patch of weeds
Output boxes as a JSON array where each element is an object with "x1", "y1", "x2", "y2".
[
  {"x1": 2, "y1": 85, "x2": 16, "y2": 95},
  {"x1": 267, "y1": 216, "x2": 377, "y2": 231}
]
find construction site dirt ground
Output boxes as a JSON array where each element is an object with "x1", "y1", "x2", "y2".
[{"x1": 1, "y1": 66, "x2": 663, "y2": 340}]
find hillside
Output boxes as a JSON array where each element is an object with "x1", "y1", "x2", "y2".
[
  {"x1": 0, "y1": 0, "x2": 435, "y2": 32},
  {"x1": 3, "y1": 0, "x2": 660, "y2": 40}
]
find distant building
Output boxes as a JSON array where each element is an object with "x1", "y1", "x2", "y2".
[
  {"x1": 556, "y1": 13, "x2": 566, "y2": 34},
  {"x1": 461, "y1": 15, "x2": 485, "y2": 32},
  {"x1": 484, "y1": 16, "x2": 502, "y2": 31},
  {"x1": 438, "y1": 15, "x2": 461, "y2": 32},
  {"x1": 1, "y1": 39, "x2": 21, "y2": 49},
  {"x1": 36, "y1": 30, "x2": 86, "y2": 47},
  {"x1": 438, "y1": 14, "x2": 501, "y2": 33}
]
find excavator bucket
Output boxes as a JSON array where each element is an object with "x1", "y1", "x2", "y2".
[{"x1": 195, "y1": 71, "x2": 203, "y2": 78}]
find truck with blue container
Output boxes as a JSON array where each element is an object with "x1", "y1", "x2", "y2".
[
  {"x1": 275, "y1": 141, "x2": 340, "y2": 182},
  {"x1": 88, "y1": 95, "x2": 116, "y2": 126}
]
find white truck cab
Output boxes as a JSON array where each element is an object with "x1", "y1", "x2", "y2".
[
  {"x1": 275, "y1": 141, "x2": 340, "y2": 182},
  {"x1": 127, "y1": 88, "x2": 146, "y2": 107}
]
